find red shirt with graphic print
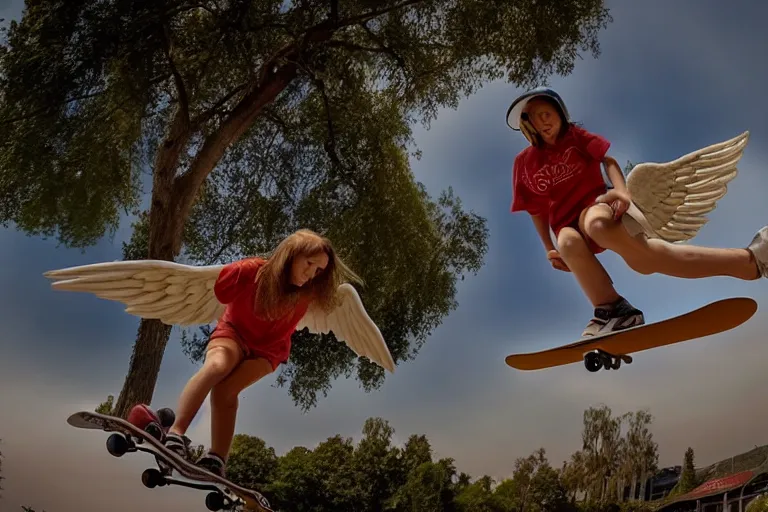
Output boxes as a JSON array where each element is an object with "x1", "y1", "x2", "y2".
[
  {"x1": 510, "y1": 125, "x2": 611, "y2": 245},
  {"x1": 209, "y1": 257, "x2": 310, "y2": 370}
]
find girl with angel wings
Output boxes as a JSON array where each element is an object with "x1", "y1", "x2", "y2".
[
  {"x1": 45, "y1": 229, "x2": 395, "y2": 478},
  {"x1": 506, "y1": 87, "x2": 767, "y2": 338}
]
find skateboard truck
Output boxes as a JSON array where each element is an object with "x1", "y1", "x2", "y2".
[
  {"x1": 101, "y1": 408, "x2": 246, "y2": 511},
  {"x1": 583, "y1": 349, "x2": 633, "y2": 373}
]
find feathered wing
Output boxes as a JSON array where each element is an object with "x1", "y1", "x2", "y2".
[
  {"x1": 296, "y1": 283, "x2": 396, "y2": 373},
  {"x1": 626, "y1": 131, "x2": 749, "y2": 242},
  {"x1": 43, "y1": 260, "x2": 226, "y2": 326}
]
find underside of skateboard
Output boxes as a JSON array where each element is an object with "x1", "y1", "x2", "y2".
[
  {"x1": 582, "y1": 348, "x2": 633, "y2": 372},
  {"x1": 89, "y1": 408, "x2": 257, "y2": 511}
]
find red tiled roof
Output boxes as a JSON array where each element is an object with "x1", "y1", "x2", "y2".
[{"x1": 670, "y1": 471, "x2": 755, "y2": 503}]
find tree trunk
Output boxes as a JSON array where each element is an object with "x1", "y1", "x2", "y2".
[
  {"x1": 639, "y1": 469, "x2": 648, "y2": 502},
  {"x1": 113, "y1": 320, "x2": 174, "y2": 417},
  {"x1": 112, "y1": 104, "x2": 190, "y2": 418}
]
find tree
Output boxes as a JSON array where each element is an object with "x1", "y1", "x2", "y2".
[
  {"x1": 393, "y1": 459, "x2": 458, "y2": 512},
  {"x1": 225, "y1": 434, "x2": 279, "y2": 492},
  {"x1": 492, "y1": 448, "x2": 570, "y2": 512},
  {"x1": 580, "y1": 406, "x2": 624, "y2": 502},
  {"x1": 353, "y1": 417, "x2": 404, "y2": 510},
  {"x1": 669, "y1": 447, "x2": 697, "y2": 497},
  {"x1": 630, "y1": 411, "x2": 658, "y2": 502},
  {"x1": 95, "y1": 395, "x2": 114, "y2": 415},
  {"x1": 454, "y1": 475, "x2": 503, "y2": 512},
  {"x1": 0, "y1": 0, "x2": 612, "y2": 418}
]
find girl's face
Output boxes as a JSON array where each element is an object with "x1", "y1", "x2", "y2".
[
  {"x1": 525, "y1": 99, "x2": 562, "y2": 145},
  {"x1": 290, "y1": 251, "x2": 329, "y2": 287}
]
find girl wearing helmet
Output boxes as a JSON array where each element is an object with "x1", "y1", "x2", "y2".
[{"x1": 506, "y1": 88, "x2": 768, "y2": 338}]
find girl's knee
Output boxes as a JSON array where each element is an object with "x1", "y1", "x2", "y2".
[
  {"x1": 557, "y1": 227, "x2": 590, "y2": 258},
  {"x1": 581, "y1": 205, "x2": 619, "y2": 242},
  {"x1": 201, "y1": 342, "x2": 241, "y2": 379}
]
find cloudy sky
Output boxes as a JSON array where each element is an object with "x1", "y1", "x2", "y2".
[{"x1": 3, "y1": 1, "x2": 768, "y2": 511}]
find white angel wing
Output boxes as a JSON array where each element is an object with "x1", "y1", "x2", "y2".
[
  {"x1": 626, "y1": 131, "x2": 749, "y2": 243},
  {"x1": 44, "y1": 260, "x2": 226, "y2": 326},
  {"x1": 296, "y1": 283, "x2": 396, "y2": 373}
]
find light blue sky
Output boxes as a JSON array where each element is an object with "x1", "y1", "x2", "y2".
[{"x1": 3, "y1": 1, "x2": 768, "y2": 511}]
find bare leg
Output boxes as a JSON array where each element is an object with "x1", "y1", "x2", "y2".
[
  {"x1": 169, "y1": 338, "x2": 243, "y2": 437},
  {"x1": 556, "y1": 227, "x2": 620, "y2": 307},
  {"x1": 209, "y1": 357, "x2": 274, "y2": 460},
  {"x1": 581, "y1": 204, "x2": 760, "y2": 280}
]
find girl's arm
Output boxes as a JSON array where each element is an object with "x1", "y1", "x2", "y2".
[
  {"x1": 530, "y1": 213, "x2": 556, "y2": 252},
  {"x1": 603, "y1": 156, "x2": 628, "y2": 193}
]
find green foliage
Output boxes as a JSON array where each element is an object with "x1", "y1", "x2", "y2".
[
  {"x1": 618, "y1": 501, "x2": 654, "y2": 512},
  {"x1": 209, "y1": 407, "x2": 666, "y2": 512},
  {"x1": 747, "y1": 494, "x2": 768, "y2": 512},
  {"x1": 95, "y1": 395, "x2": 114, "y2": 415}
]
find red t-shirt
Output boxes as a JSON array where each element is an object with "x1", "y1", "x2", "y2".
[
  {"x1": 209, "y1": 257, "x2": 310, "y2": 367},
  {"x1": 510, "y1": 125, "x2": 611, "y2": 235}
]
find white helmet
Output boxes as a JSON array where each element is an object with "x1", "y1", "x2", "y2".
[{"x1": 506, "y1": 87, "x2": 570, "y2": 145}]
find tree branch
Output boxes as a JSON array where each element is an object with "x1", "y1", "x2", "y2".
[
  {"x1": 337, "y1": 0, "x2": 424, "y2": 28},
  {"x1": 325, "y1": 39, "x2": 406, "y2": 68},
  {"x1": 160, "y1": 22, "x2": 190, "y2": 123},
  {"x1": 0, "y1": 89, "x2": 106, "y2": 126},
  {"x1": 360, "y1": 22, "x2": 407, "y2": 68},
  {"x1": 190, "y1": 83, "x2": 248, "y2": 129},
  {"x1": 307, "y1": 73, "x2": 348, "y2": 176}
]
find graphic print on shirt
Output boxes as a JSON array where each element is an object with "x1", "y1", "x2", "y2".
[{"x1": 522, "y1": 146, "x2": 582, "y2": 196}]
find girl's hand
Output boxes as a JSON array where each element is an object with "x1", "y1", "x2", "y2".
[
  {"x1": 547, "y1": 249, "x2": 570, "y2": 272},
  {"x1": 595, "y1": 189, "x2": 631, "y2": 220}
]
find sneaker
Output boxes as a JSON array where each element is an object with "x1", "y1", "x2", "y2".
[
  {"x1": 196, "y1": 451, "x2": 227, "y2": 478},
  {"x1": 748, "y1": 226, "x2": 768, "y2": 278},
  {"x1": 581, "y1": 297, "x2": 645, "y2": 337},
  {"x1": 163, "y1": 432, "x2": 193, "y2": 459}
]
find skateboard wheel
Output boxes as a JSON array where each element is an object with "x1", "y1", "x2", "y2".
[
  {"x1": 141, "y1": 468, "x2": 165, "y2": 489},
  {"x1": 145, "y1": 422, "x2": 164, "y2": 441},
  {"x1": 623, "y1": 355, "x2": 633, "y2": 364},
  {"x1": 205, "y1": 491, "x2": 225, "y2": 511},
  {"x1": 584, "y1": 352, "x2": 601, "y2": 372},
  {"x1": 106, "y1": 433, "x2": 129, "y2": 457},
  {"x1": 156, "y1": 408, "x2": 175, "y2": 429}
]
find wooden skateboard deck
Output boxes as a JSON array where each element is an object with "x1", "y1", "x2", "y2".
[
  {"x1": 505, "y1": 297, "x2": 757, "y2": 372},
  {"x1": 67, "y1": 410, "x2": 273, "y2": 511}
]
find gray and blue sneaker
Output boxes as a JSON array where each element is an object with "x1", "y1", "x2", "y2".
[
  {"x1": 164, "y1": 432, "x2": 192, "y2": 460},
  {"x1": 197, "y1": 451, "x2": 227, "y2": 478},
  {"x1": 748, "y1": 226, "x2": 768, "y2": 278},
  {"x1": 582, "y1": 296, "x2": 644, "y2": 337}
]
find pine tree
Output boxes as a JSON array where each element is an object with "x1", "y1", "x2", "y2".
[{"x1": 671, "y1": 447, "x2": 698, "y2": 496}]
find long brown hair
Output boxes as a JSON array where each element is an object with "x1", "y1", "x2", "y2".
[{"x1": 253, "y1": 229, "x2": 361, "y2": 320}]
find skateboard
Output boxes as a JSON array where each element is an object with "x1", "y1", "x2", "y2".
[
  {"x1": 505, "y1": 297, "x2": 757, "y2": 372},
  {"x1": 67, "y1": 409, "x2": 273, "y2": 511}
]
